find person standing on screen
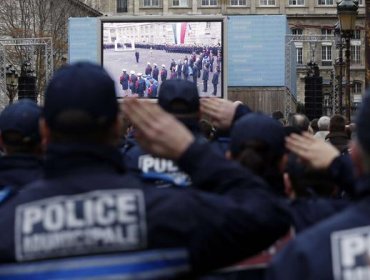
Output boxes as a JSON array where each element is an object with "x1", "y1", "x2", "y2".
[
  {"x1": 135, "y1": 51, "x2": 139, "y2": 63},
  {"x1": 202, "y1": 63, "x2": 210, "y2": 93},
  {"x1": 182, "y1": 59, "x2": 190, "y2": 81},
  {"x1": 176, "y1": 59, "x2": 183, "y2": 79},
  {"x1": 136, "y1": 73, "x2": 146, "y2": 98},
  {"x1": 196, "y1": 58, "x2": 202, "y2": 79},
  {"x1": 152, "y1": 63, "x2": 159, "y2": 82},
  {"x1": 192, "y1": 63, "x2": 199, "y2": 85},
  {"x1": 212, "y1": 66, "x2": 220, "y2": 96},
  {"x1": 170, "y1": 59, "x2": 176, "y2": 71},
  {"x1": 145, "y1": 62, "x2": 152, "y2": 77},
  {"x1": 119, "y1": 69, "x2": 129, "y2": 97},
  {"x1": 160, "y1": 65, "x2": 167, "y2": 83},
  {"x1": 129, "y1": 70, "x2": 137, "y2": 95}
]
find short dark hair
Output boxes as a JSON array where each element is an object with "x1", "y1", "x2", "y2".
[
  {"x1": 330, "y1": 115, "x2": 346, "y2": 132},
  {"x1": 310, "y1": 118, "x2": 319, "y2": 134},
  {"x1": 1, "y1": 131, "x2": 41, "y2": 155},
  {"x1": 234, "y1": 140, "x2": 285, "y2": 196},
  {"x1": 47, "y1": 111, "x2": 118, "y2": 145}
]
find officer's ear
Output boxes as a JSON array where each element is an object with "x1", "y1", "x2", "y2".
[
  {"x1": 39, "y1": 118, "x2": 51, "y2": 149},
  {"x1": 0, "y1": 133, "x2": 5, "y2": 153},
  {"x1": 225, "y1": 150, "x2": 232, "y2": 160},
  {"x1": 283, "y1": 172, "x2": 295, "y2": 199},
  {"x1": 278, "y1": 154, "x2": 289, "y2": 174}
]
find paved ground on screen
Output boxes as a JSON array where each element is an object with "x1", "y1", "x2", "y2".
[{"x1": 103, "y1": 48, "x2": 222, "y2": 98}]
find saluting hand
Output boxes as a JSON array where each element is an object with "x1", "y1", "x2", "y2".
[
  {"x1": 122, "y1": 99, "x2": 194, "y2": 160},
  {"x1": 200, "y1": 98, "x2": 238, "y2": 130},
  {"x1": 285, "y1": 132, "x2": 340, "y2": 170}
]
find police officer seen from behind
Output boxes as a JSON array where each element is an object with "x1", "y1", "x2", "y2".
[
  {"x1": 266, "y1": 89, "x2": 370, "y2": 280},
  {"x1": 0, "y1": 62, "x2": 290, "y2": 279},
  {"x1": 0, "y1": 99, "x2": 43, "y2": 200},
  {"x1": 123, "y1": 79, "x2": 205, "y2": 188}
]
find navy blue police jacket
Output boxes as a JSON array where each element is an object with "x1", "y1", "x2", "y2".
[
  {"x1": 0, "y1": 141, "x2": 291, "y2": 279},
  {"x1": 328, "y1": 153, "x2": 356, "y2": 198},
  {"x1": 0, "y1": 155, "x2": 43, "y2": 205},
  {"x1": 266, "y1": 175, "x2": 370, "y2": 280},
  {"x1": 0, "y1": 155, "x2": 43, "y2": 190}
]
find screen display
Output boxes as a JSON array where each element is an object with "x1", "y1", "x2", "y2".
[{"x1": 102, "y1": 19, "x2": 224, "y2": 98}]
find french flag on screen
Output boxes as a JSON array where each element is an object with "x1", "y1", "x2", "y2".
[
  {"x1": 173, "y1": 23, "x2": 187, "y2": 44},
  {"x1": 180, "y1": 22, "x2": 187, "y2": 44}
]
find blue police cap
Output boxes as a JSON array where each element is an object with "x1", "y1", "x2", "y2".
[
  {"x1": 0, "y1": 99, "x2": 41, "y2": 144},
  {"x1": 43, "y1": 62, "x2": 118, "y2": 132},
  {"x1": 158, "y1": 79, "x2": 199, "y2": 115},
  {"x1": 230, "y1": 113, "x2": 286, "y2": 157},
  {"x1": 356, "y1": 88, "x2": 370, "y2": 154}
]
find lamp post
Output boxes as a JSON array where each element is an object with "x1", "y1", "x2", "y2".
[
  {"x1": 5, "y1": 65, "x2": 19, "y2": 104},
  {"x1": 334, "y1": 23, "x2": 344, "y2": 115},
  {"x1": 337, "y1": 0, "x2": 358, "y2": 122}
]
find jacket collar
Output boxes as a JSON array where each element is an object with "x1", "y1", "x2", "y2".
[
  {"x1": 354, "y1": 175, "x2": 370, "y2": 198},
  {"x1": 44, "y1": 143, "x2": 125, "y2": 178}
]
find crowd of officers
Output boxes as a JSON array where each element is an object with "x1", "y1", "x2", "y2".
[
  {"x1": 0, "y1": 61, "x2": 369, "y2": 279},
  {"x1": 120, "y1": 47, "x2": 222, "y2": 97}
]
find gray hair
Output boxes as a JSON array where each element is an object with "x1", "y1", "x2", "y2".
[{"x1": 318, "y1": 116, "x2": 330, "y2": 131}]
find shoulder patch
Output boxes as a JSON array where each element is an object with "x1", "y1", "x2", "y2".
[
  {"x1": 15, "y1": 189, "x2": 147, "y2": 261},
  {"x1": 138, "y1": 155, "x2": 191, "y2": 187},
  {"x1": 0, "y1": 186, "x2": 14, "y2": 205},
  {"x1": 331, "y1": 225, "x2": 370, "y2": 280}
]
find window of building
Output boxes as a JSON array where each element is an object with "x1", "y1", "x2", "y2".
[
  {"x1": 353, "y1": 30, "x2": 361, "y2": 40},
  {"x1": 318, "y1": 0, "x2": 334, "y2": 5},
  {"x1": 321, "y1": 28, "x2": 332, "y2": 40},
  {"x1": 321, "y1": 45, "x2": 332, "y2": 65},
  {"x1": 297, "y1": 47, "x2": 303, "y2": 65},
  {"x1": 321, "y1": 29, "x2": 332, "y2": 36},
  {"x1": 201, "y1": 0, "x2": 218, "y2": 6},
  {"x1": 291, "y1": 28, "x2": 303, "y2": 35},
  {"x1": 230, "y1": 0, "x2": 247, "y2": 5},
  {"x1": 260, "y1": 0, "x2": 275, "y2": 6},
  {"x1": 352, "y1": 81, "x2": 362, "y2": 106},
  {"x1": 351, "y1": 45, "x2": 361, "y2": 64},
  {"x1": 143, "y1": 0, "x2": 159, "y2": 7},
  {"x1": 353, "y1": 81, "x2": 362, "y2": 95},
  {"x1": 289, "y1": 0, "x2": 304, "y2": 5},
  {"x1": 172, "y1": 0, "x2": 188, "y2": 7},
  {"x1": 117, "y1": 0, "x2": 128, "y2": 12}
]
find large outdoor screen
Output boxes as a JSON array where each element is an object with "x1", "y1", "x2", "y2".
[{"x1": 101, "y1": 17, "x2": 225, "y2": 99}]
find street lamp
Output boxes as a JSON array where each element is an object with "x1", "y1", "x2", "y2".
[
  {"x1": 337, "y1": 0, "x2": 358, "y2": 122},
  {"x1": 5, "y1": 64, "x2": 19, "y2": 104},
  {"x1": 334, "y1": 23, "x2": 344, "y2": 115}
]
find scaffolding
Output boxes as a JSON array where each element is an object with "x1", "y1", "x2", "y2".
[{"x1": 0, "y1": 37, "x2": 53, "y2": 106}]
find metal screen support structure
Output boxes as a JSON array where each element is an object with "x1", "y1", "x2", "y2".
[
  {"x1": 0, "y1": 37, "x2": 53, "y2": 106},
  {"x1": 285, "y1": 35, "x2": 337, "y2": 117}
]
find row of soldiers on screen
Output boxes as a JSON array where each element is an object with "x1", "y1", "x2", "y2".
[
  {"x1": 169, "y1": 52, "x2": 218, "y2": 72},
  {"x1": 141, "y1": 54, "x2": 220, "y2": 94},
  {"x1": 119, "y1": 70, "x2": 158, "y2": 98},
  {"x1": 109, "y1": 42, "x2": 221, "y2": 55},
  {"x1": 164, "y1": 44, "x2": 221, "y2": 55}
]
